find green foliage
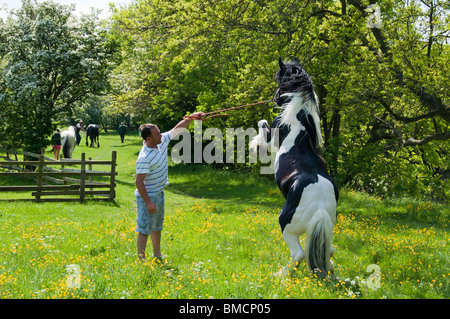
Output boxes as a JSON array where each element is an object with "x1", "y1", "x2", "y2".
[
  {"x1": 0, "y1": 0, "x2": 119, "y2": 152},
  {"x1": 109, "y1": 0, "x2": 449, "y2": 201}
]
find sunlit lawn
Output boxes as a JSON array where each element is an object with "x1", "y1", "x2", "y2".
[{"x1": 0, "y1": 131, "x2": 448, "y2": 299}]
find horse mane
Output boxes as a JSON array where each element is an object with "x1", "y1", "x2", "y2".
[{"x1": 279, "y1": 92, "x2": 323, "y2": 148}]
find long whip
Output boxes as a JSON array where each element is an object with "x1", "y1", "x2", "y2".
[{"x1": 183, "y1": 99, "x2": 271, "y2": 121}]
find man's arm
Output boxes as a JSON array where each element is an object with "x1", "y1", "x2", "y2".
[
  {"x1": 136, "y1": 174, "x2": 157, "y2": 214},
  {"x1": 170, "y1": 111, "x2": 205, "y2": 138}
]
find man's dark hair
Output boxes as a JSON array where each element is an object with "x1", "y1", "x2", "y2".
[{"x1": 139, "y1": 124, "x2": 158, "y2": 140}]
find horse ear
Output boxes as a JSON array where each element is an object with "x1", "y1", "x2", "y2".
[
  {"x1": 292, "y1": 57, "x2": 301, "y2": 74},
  {"x1": 278, "y1": 58, "x2": 286, "y2": 76}
]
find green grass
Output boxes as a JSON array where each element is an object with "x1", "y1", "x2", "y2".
[{"x1": 0, "y1": 131, "x2": 448, "y2": 299}]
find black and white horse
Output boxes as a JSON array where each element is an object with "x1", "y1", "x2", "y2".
[
  {"x1": 250, "y1": 58, "x2": 339, "y2": 277},
  {"x1": 61, "y1": 126, "x2": 77, "y2": 159},
  {"x1": 86, "y1": 124, "x2": 100, "y2": 148}
]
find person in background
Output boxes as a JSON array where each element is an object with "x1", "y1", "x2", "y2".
[
  {"x1": 51, "y1": 129, "x2": 61, "y2": 160},
  {"x1": 75, "y1": 120, "x2": 84, "y2": 145},
  {"x1": 118, "y1": 122, "x2": 127, "y2": 143}
]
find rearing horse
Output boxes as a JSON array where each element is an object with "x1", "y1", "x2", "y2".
[{"x1": 251, "y1": 58, "x2": 339, "y2": 277}]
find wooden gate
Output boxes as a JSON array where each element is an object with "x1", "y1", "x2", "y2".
[{"x1": 0, "y1": 151, "x2": 117, "y2": 202}]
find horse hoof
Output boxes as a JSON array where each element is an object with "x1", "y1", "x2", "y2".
[
  {"x1": 272, "y1": 267, "x2": 289, "y2": 277},
  {"x1": 328, "y1": 260, "x2": 335, "y2": 272},
  {"x1": 257, "y1": 119, "x2": 268, "y2": 128}
]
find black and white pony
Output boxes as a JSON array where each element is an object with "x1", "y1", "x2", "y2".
[
  {"x1": 60, "y1": 126, "x2": 77, "y2": 159},
  {"x1": 86, "y1": 124, "x2": 100, "y2": 148},
  {"x1": 250, "y1": 58, "x2": 339, "y2": 277}
]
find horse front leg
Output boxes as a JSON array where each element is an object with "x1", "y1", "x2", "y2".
[
  {"x1": 258, "y1": 119, "x2": 271, "y2": 141},
  {"x1": 249, "y1": 120, "x2": 271, "y2": 154}
]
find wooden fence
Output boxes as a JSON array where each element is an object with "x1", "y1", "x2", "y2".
[{"x1": 0, "y1": 150, "x2": 117, "y2": 202}]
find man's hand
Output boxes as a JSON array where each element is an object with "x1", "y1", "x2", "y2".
[
  {"x1": 189, "y1": 111, "x2": 206, "y2": 119},
  {"x1": 172, "y1": 111, "x2": 205, "y2": 138},
  {"x1": 136, "y1": 173, "x2": 157, "y2": 214},
  {"x1": 146, "y1": 200, "x2": 157, "y2": 214}
]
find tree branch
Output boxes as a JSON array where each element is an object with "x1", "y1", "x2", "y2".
[
  {"x1": 402, "y1": 131, "x2": 450, "y2": 146},
  {"x1": 384, "y1": 101, "x2": 450, "y2": 124},
  {"x1": 349, "y1": 0, "x2": 449, "y2": 125}
]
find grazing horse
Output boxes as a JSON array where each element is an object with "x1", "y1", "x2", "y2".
[
  {"x1": 60, "y1": 126, "x2": 77, "y2": 159},
  {"x1": 86, "y1": 124, "x2": 100, "y2": 148},
  {"x1": 250, "y1": 58, "x2": 339, "y2": 277}
]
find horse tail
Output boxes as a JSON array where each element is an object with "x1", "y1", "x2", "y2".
[
  {"x1": 305, "y1": 208, "x2": 333, "y2": 278},
  {"x1": 61, "y1": 127, "x2": 76, "y2": 158}
]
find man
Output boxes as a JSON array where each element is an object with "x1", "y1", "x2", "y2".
[
  {"x1": 118, "y1": 122, "x2": 127, "y2": 143},
  {"x1": 135, "y1": 112, "x2": 205, "y2": 261},
  {"x1": 75, "y1": 120, "x2": 84, "y2": 145}
]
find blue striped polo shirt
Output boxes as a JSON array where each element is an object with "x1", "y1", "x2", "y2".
[{"x1": 135, "y1": 131, "x2": 172, "y2": 197}]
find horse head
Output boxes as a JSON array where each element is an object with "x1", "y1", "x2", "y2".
[
  {"x1": 275, "y1": 58, "x2": 323, "y2": 148},
  {"x1": 274, "y1": 58, "x2": 315, "y2": 106}
]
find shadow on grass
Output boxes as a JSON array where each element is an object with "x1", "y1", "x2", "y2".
[
  {"x1": 167, "y1": 163, "x2": 449, "y2": 228},
  {"x1": 167, "y1": 163, "x2": 284, "y2": 210}
]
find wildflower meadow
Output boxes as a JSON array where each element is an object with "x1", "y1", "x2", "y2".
[{"x1": 0, "y1": 132, "x2": 448, "y2": 300}]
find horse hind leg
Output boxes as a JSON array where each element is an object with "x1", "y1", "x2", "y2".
[
  {"x1": 329, "y1": 242, "x2": 335, "y2": 272},
  {"x1": 275, "y1": 229, "x2": 305, "y2": 276}
]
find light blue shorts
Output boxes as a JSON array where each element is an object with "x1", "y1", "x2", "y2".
[{"x1": 136, "y1": 191, "x2": 165, "y2": 235}]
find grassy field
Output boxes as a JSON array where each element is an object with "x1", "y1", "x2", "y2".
[{"x1": 0, "y1": 130, "x2": 448, "y2": 299}]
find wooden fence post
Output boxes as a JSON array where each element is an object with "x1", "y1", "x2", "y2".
[
  {"x1": 80, "y1": 153, "x2": 86, "y2": 203},
  {"x1": 35, "y1": 154, "x2": 44, "y2": 202},
  {"x1": 109, "y1": 151, "x2": 117, "y2": 201},
  {"x1": 88, "y1": 157, "x2": 93, "y2": 197}
]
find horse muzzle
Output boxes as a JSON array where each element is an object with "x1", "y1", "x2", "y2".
[
  {"x1": 274, "y1": 87, "x2": 288, "y2": 106},
  {"x1": 274, "y1": 88, "x2": 291, "y2": 106}
]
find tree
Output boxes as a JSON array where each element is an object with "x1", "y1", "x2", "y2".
[
  {"x1": 109, "y1": 0, "x2": 449, "y2": 200},
  {"x1": 0, "y1": 0, "x2": 119, "y2": 153},
  {"x1": 301, "y1": 0, "x2": 450, "y2": 199}
]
